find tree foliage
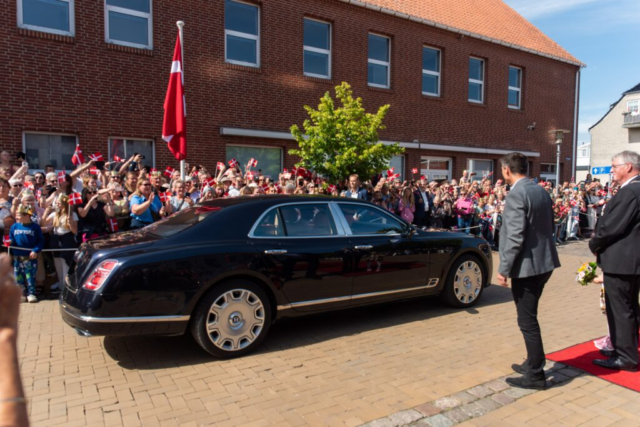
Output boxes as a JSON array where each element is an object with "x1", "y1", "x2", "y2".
[{"x1": 289, "y1": 82, "x2": 404, "y2": 183}]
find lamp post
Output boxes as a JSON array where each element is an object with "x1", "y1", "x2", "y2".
[{"x1": 549, "y1": 129, "x2": 570, "y2": 195}]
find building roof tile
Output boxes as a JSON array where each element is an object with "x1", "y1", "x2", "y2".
[{"x1": 339, "y1": 0, "x2": 583, "y2": 66}]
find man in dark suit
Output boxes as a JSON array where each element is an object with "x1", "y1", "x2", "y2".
[
  {"x1": 497, "y1": 152, "x2": 561, "y2": 390},
  {"x1": 344, "y1": 174, "x2": 368, "y2": 200},
  {"x1": 413, "y1": 178, "x2": 433, "y2": 229},
  {"x1": 590, "y1": 150, "x2": 640, "y2": 372}
]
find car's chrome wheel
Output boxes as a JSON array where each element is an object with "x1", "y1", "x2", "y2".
[
  {"x1": 441, "y1": 255, "x2": 485, "y2": 308},
  {"x1": 206, "y1": 289, "x2": 265, "y2": 351},
  {"x1": 191, "y1": 280, "x2": 272, "y2": 359},
  {"x1": 453, "y1": 261, "x2": 483, "y2": 304}
]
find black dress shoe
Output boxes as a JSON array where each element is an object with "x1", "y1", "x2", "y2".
[
  {"x1": 511, "y1": 363, "x2": 526, "y2": 375},
  {"x1": 593, "y1": 357, "x2": 638, "y2": 372},
  {"x1": 506, "y1": 375, "x2": 546, "y2": 390},
  {"x1": 599, "y1": 349, "x2": 616, "y2": 358}
]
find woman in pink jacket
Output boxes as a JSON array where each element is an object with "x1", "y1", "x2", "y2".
[{"x1": 398, "y1": 187, "x2": 415, "y2": 223}]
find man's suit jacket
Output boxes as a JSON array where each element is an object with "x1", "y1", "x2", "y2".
[
  {"x1": 589, "y1": 175, "x2": 640, "y2": 275},
  {"x1": 499, "y1": 178, "x2": 561, "y2": 278},
  {"x1": 413, "y1": 190, "x2": 433, "y2": 220},
  {"x1": 344, "y1": 188, "x2": 368, "y2": 200}
]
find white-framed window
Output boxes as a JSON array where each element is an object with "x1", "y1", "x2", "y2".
[
  {"x1": 225, "y1": 0, "x2": 260, "y2": 67},
  {"x1": 628, "y1": 100, "x2": 639, "y2": 114},
  {"x1": 467, "y1": 159, "x2": 493, "y2": 181},
  {"x1": 368, "y1": 33, "x2": 390, "y2": 88},
  {"x1": 18, "y1": 0, "x2": 75, "y2": 36},
  {"x1": 109, "y1": 138, "x2": 155, "y2": 167},
  {"x1": 420, "y1": 157, "x2": 452, "y2": 181},
  {"x1": 226, "y1": 145, "x2": 282, "y2": 179},
  {"x1": 468, "y1": 57, "x2": 485, "y2": 104},
  {"x1": 105, "y1": 0, "x2": 153, "y2": 49},
  {"x1": 23, "y1": 132, "x2": 77, "y2": 170},
  {"x1": 303, "y1": 18, "x2": 331, "y2": 79},
  {"x1": 422, "y1": 46, "x2": 441, "y2": 97},
  {"x1": 508, "y1": 66, "x2": 522, "y2": 109}
]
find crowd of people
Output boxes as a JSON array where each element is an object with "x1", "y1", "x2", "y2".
[{"x1": 0, "y1": 150, "x2": 614, "y2": 303}]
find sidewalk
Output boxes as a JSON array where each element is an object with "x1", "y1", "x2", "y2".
[{"x1": 16, "y1": 240, "x2": 639, "y2": 426}]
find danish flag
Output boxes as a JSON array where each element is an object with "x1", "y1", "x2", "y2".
[
  {"x1": 107, "y1": 218, "x2": 118, "y2": 233},
  {"x1": 71, "y1": 143, "x2": 85, "y2": 166},
  {"x1": 247, "y1": 158, "x2": 258, "y2": 168},
  {"x1": 164, "y1": 166, "x2": 175, "y2": 178},
  {"x1": 246, "y1": 172, "x2": 255, "y2": 181},
  {"x1": 386, "y1": 167, "x2": 395, "y2": 177},
  {"x1": 420, "y1": 175, "x2": 427, "y2": 180},
  {"x1": 217, "y1": 162, "x2": 225, "y2": 171},
  {"x1": 228, "y1": 158, "x2": 239, "y2": 168},
  {"x1": 89, "y1": 167, "x2": 98, "y2": 175},
  {"x1": 328, "y1": 184, "x2": 337, "y2": 193},
  {"x1": 3, "y1": 235, "x2": 10, "y2": 248},
  {"x1": 412, "y1": 168, "x2": 418, "y2": 174},
  {"x1": 150, "y1": 167, "x2": 157, "y2": 173},
  {"x1": 113, "y1": 155, "x2": 124, "y2": 163},
  {"x1": 69, "y1": 192, "x2": 83, "y2": 205},
  {"x1": 162, "y1": 32, "x2": 187, "y2": 161},
  {"x1": 203, "y1": 177, "x2": 216, "y2": 188},
  {"x1": 89, "y1": 153, "x2": 104, "y2": 162},
  {"x1": 23, "y1": 181, "x2": 34, "y2": 190},
  {"x1": 159, "y1": 192, "x2": 170, "y2": 203},
  {"x1": 57, "y1": 171, "x2": 66, "y2": 182}
]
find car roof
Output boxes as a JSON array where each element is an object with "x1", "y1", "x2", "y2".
[{"x1": 199, "y1": 195, "x2": 372, "y2": 209}]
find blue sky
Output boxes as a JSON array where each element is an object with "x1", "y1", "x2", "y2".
[{"x1": 504, "y1": 0, "x2": 640, "y2": 145}]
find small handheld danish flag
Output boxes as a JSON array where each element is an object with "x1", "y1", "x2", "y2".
[
  {"x1": 412, "y1": 168, "x2": 418, "y2": 174},
  {"x1": 89, "y1": 167, "x2": 98, "y2": 175},
  {"x1": 113, "y1": 155, "x2": 124, "y2": 163},
  {"x1": 246, "y1": 172, "x2": 255, "y2": 181},
  {"x1": 71, "y1": 143, "x2": 85, "y2": 166},
  {"x1": 164, "y1": 166, "x2": 175, "y2": 178},
  {"x1": 3, "y1": 235, "x2": 10, "y2": 248},
  {"x1": 57, "y1": 171, "x2": 66, "y2": 182},
  {"x1": 217, "y1": 162, "x2": 225, "y2": 171},
  {"x1": 159, "y1": 192, "x2": 170, "y2": 203},
  {"x1": 228, "y1": 158, "x2": 239, "y2": 168},
  {"x1": 107, "y1": 218, "x2": 118, "y2": 233},
  {"x1": 203, "y1": 177, "x2": 216, "y2": 188},
  {"x1": 89, "y1": 153, "x2": 104, "y2": 162},
  {"x1": 328, "y1": 184, "x2": 337, "y2": 193},
  {"x1": 247, "y1": 158, "x2": 258, "y2": 168},
  {"x1": 23, "y1": 181, "x2": 34, "y2": 190},
  {"x1": 386, "y1": 167, "x2": 395, "y2": 177},
  {"x1": 69, "y1": 192, "x2": 83, "y2": 205}
]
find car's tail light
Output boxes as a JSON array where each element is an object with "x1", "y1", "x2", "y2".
[{"x1": 83, "y1": 260, "x2": 118, "y2": 291}]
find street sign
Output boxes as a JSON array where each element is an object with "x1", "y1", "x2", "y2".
[{"x1": 591, "y1": 166, "x2": 611, "y2": 175}]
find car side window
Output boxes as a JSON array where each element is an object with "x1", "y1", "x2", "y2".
[
  {"x1": 279, "y1": 204, "x2": 337, "y2": 237},
  {"x1": 253, "y1": 208, "x2": 285, "y2": 237},
  {"x1": 337, "y1": 204, "x2": 405, "y2": 235}
]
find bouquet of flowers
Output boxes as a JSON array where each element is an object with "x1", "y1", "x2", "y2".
[{"x1": 576, "y1": 261, "x2": 598, "y2": 286}]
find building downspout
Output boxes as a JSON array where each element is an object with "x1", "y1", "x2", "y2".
[{"x1": 571, "y1": 67, "x2": 582, "y2": 180}]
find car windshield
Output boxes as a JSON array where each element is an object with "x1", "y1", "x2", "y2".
[{"x1": 144, "y1": 205, "x2": 221, "y2": 238}]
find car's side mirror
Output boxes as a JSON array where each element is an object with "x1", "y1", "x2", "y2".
[{"x1": 404, "y1": 225, "x2": 417, "y2": 238}]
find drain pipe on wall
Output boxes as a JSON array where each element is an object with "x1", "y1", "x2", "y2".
[{"x1": 571, "y1": 67, "x2": 583, "y2": 180}]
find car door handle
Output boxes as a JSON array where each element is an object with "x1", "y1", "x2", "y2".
[
  {"x1": 264, "y1": 249, "x2": 287, "y2": 255},
  {"x1": 354, "y1": 245, "x2": 373, "y2": 250}
]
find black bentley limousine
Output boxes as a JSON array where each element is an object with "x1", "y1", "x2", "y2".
[{"x1": 60, "y1": 195, "x2": 493, "y2": 358}]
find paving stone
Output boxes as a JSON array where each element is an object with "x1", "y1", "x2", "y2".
[
  {"x1": 466, "y1": 385, "x2": 493, "y2": 399},
  {"x1": 459, "y1": 397, "x2": 501, "y2": 419},
  {"x1": 557, "y1": 368, "x2": 582, "y2": 378},
  {"x1": 422, "y1": 414, "x2": 454, "y2": 427},
  {"x1": 362, "y1": 418, "x2": 396, "y2": 427},
  {"x1": 442, "y1": 408, "x2": 471, "y2": 424},
  {"x1": 433, "y1": 397, "x2": 461, "y2": 411},
  {"x1": 451, "y1": 391, "x2": 478, "y2": 404},
  {"x1": 414, "y1": 402, "x2": 441, "y2": 417},
  {"x1": 503, "y1": 386, "x2": 538, "y2": 399},
  {"x1": 388, "y1": 410, "x2": 423, "y2": 426},
  {"x1": 483, "y1": 379, "x2": 510, "y2": 392},
  {"x1": 490, "y1": 392, "x2": 515, "y2": 406}
]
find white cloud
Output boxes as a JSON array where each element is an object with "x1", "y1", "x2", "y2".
[{"x1": 505, "y1": 0, "x2": 601, "y2": 19}]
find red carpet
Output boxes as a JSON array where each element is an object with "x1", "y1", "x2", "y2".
[{"x1": 547, "y1": 336, "x2": 640, "y2": 392}]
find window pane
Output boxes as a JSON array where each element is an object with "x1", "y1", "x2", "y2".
[
  {"x1": 106, "y1": 0, "x2": 150, "y2": 13},
  {"x1": 422, "y1": 73, "x2": 439, "y2": 95},
  {"x1": 225, "y1": 0, "x2": 258, "y2": 35},
  {"x1": 388, "y1": 155, "x2": 404, "y2": 181},
  {"x1": 468, "y1": 160, "x2": 493, "y2": 181},
  {"x1": 108, "y1": 11, "x2": 149, "y2": 46},
  {"x1": 304, "y1": 50, "x2": 329, "y2": 77},
  {"x1": 280, "y1": 204, "x2": 336, "y2": 237},
  {"x1": 127, "y1": 140, "x2": 154, "y2": 166},
  {"x1": 226, "y1": 146, "x2": 282, "y2": 179},
  {"x1": 509, "y1": 67, "x2": 520, "y2": 88},
  {"x1": 368, "y1": 62, "x2": 388, "y2": 87},
  {"x1": 253, "y1": 208, "x2": 284, "y2": 237},
  {"x1": 338, "y1": 204, "x2": 405, "y2": 235},
  {"x1": 508, "y1": 89, "x2": 520, "y2": 108},
  {"x1": 25, "y1": 134, "x2": 76, "y2": 170},
  {"x1": 304, "y1": 19, "x2": 329, "y2": 50},
  {"x1": 23, "y1": 0, "x2": 70, "y2": 32},
  {"x1": 469, "y1": 58, "x2": 484, "y2": 81},
  {"x1": 226, "y1": 34, "x2": 257, "y2": 64},
  {"x1": 368, "y1": 34, "x2": 389, "y2": 62},
  {"x1": 422, "y1": 47, "x2": 440, "y2": 72},
  {"x1": 469, "y1": 82, "x2": 482, "y2": 102}
]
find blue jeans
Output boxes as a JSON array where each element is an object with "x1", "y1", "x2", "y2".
[{"x1": 457, "y1": 216, "x2": 472, "y2": 234}]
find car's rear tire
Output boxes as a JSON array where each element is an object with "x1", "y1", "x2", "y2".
[
  {"x1": 191, "y1": 280, "x2": 272, "y2": 359},
  {"x1": 441, "y1": 255, "x2": 485, "y2": 308}
]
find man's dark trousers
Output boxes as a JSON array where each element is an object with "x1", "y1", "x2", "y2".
[
  {"x1": 511, "y1": 271, "x2": 553, "y2": 379},
  {"x1": 603, "y1": 273, "x2": 640, "y2": 366}
]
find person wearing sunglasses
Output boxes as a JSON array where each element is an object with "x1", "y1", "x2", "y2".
[
  {"x1": 76, "y1": 187, "x2": 114, "y2": 242},
  {"x1": 129, "y1": 180, "x2": 165, "y2": 229}
]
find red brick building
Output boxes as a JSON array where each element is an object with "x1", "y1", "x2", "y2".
[{"x1": 2, "y1": 0, "x2": 583, "y2": 183}]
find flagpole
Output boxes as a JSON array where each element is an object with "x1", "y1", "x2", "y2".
[{"x1": 177, "y1": 20, "x2": 186, "y2": 181}]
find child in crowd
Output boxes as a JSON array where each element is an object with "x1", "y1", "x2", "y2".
[{"x1": 9, "y1": 204, "x2": 44, "y2": 303}]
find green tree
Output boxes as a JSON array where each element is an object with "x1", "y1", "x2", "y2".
[{"x1": 289, "y1": 82, "x2": 404, "y2": 183}]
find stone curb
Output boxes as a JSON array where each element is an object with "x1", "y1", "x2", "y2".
[{"x1": 360, "y1": 361, "x2": 583, "y2": 427}]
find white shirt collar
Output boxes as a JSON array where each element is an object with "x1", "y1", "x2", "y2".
[
  {"x1": 620, "y1": 175, "x2": 639, "y2": 188},
  {"x1": 510, "y1": 177, "x2": 527, "y2": 190}
]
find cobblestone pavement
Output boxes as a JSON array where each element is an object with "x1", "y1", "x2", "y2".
[{"x1": 17, "y1": 240, "x2": 640, "y2": 426}]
